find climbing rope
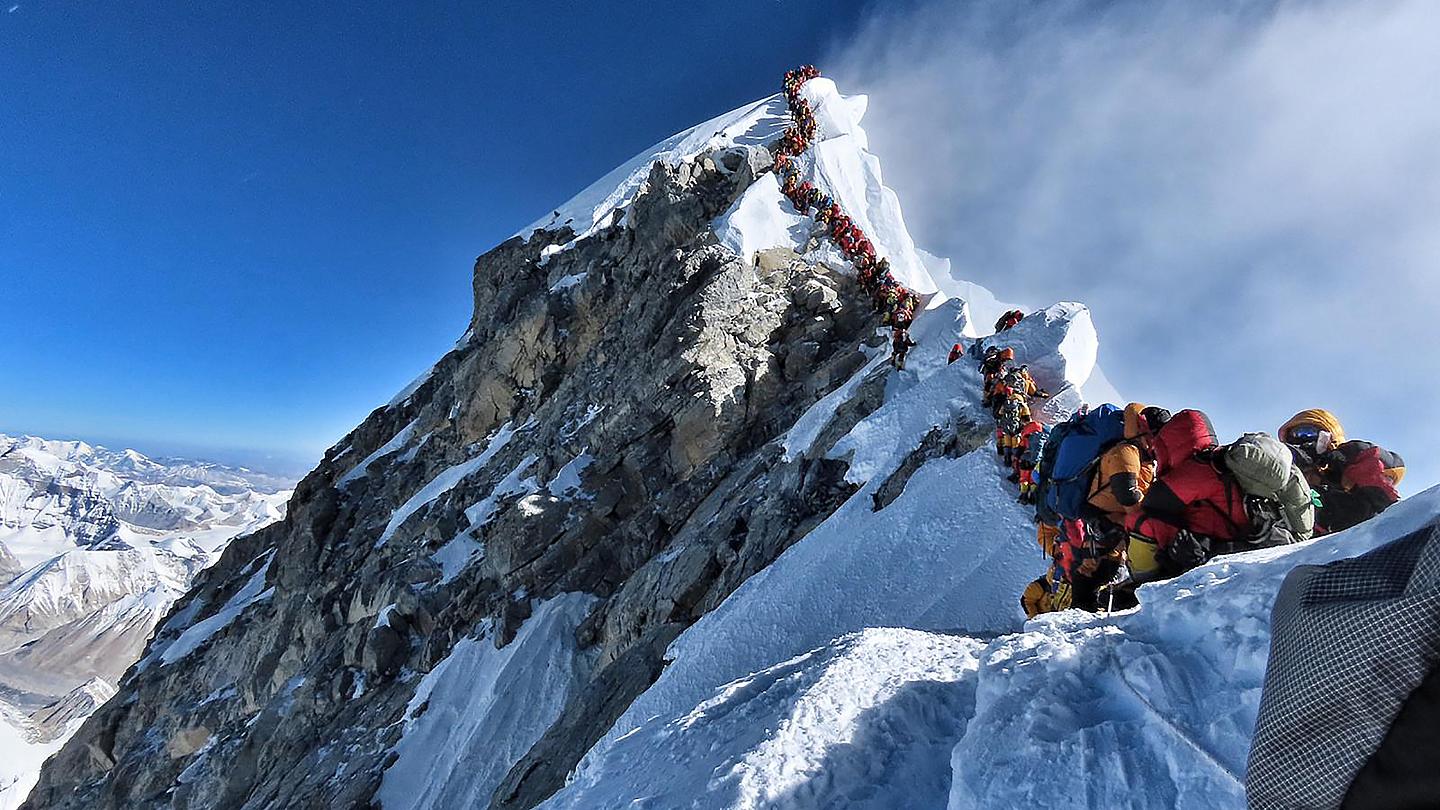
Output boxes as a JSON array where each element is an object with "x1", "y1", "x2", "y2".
[{"x1": 773, "y1": 66, "x2": 921, "y2": 348}]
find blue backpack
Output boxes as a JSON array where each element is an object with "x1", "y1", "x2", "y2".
[{"x1": 1040, "y1": 403, "x2": 1126, "y2": 521}]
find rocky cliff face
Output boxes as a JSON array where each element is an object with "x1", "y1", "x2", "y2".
[{"x1": 24, "y1": 140, "x2": 949, "y2": 809}]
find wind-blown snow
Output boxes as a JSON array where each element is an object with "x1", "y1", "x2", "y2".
[{"x1": 376, "y1": 593, "x2": 597, "y2": 810}]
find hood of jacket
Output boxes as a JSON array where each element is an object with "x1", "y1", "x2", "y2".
[
  {"x1": 1123, "y1": 403, "x2": 1150, "y2": 441},
  {"x1": 1280, "y1": 409, "x2": 1346, "y2": 445},
  {"x1": 1152, "y1": 409, "x2": 1218, "y2": 472}
]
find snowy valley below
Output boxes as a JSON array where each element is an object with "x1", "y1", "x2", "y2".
[
  {"x1": 0, "y1": 435, "x2": 290, "y2": 807},
  {"x1": 16, "y1": 76, "x2": 1433, "y2": 810}
]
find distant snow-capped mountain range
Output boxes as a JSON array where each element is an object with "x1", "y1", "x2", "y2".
[
  {"x1": 0, "y1": 434, "x2": 288, "y2": 563},
  {"x1": 0, "y1": 433, "x2": 292, "y2": 807}
]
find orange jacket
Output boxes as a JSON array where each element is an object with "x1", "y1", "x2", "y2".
[{"x1": 1086, "y1": 403, "x2": 1157, "y2": 524}]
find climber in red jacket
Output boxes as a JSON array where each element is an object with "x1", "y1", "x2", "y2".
[
  {"x1": 1126, "y1": 409, "x2": 1251, "y2": 578},
  {"x1": 994, "y1": 309, "x2": 1024, "y2": 333}
]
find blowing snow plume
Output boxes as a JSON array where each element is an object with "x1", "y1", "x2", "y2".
[{"x1": 826, "y1": 0, "x2": 1440, "y2": 489}]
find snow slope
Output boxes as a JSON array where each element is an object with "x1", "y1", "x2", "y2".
[
  {"x1": 519, "y1": 96, "x2": 790, "y2": 242},
  {"x1": 370, "y1": 74, "x2": 1139, "y2": 810},
  {"x1": 497, "y1": 73, "x2": 1427, "y2": 807},
  {"x1": 545, "y1": 628, "x2": 983, "y2": 810},
  {"x1": 83, "y1": 72, "x2": 1414, "y2": 810},
  {"x1": 950, "y1": 487, "x2": 1440, "y2": 808},
  {"x1": 376, "y1": 593, "x2": 596, "y2": 810}
]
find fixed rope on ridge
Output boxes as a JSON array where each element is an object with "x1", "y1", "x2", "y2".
[{"x1": 773, "y1": 66, "x2": 922, "y2": 369}]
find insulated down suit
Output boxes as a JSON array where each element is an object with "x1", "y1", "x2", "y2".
[{"x1": 1127, "y1": 409, "x2": 1251, "y2": 560}]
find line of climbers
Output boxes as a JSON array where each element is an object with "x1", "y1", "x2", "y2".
[
  {"x1": 947, "y1": 315, "x2": 1407, "y2": 619},
  {"x1": 773, "y1": 66, "x2": 922, "y2": 370}
]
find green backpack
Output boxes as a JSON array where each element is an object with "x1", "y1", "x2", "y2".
[{"x1": 1220, "y1": 432, "x2": 1316, "y2": 543}]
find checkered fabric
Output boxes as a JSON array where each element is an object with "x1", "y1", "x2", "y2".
[{"x1": 1246, "y1": 521, "x2": 1440, "y2": 809}]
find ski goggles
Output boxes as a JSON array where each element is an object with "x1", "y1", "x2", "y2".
[{"x1": 1284, "y1": 424, "x2": 1322, "y2": 444}]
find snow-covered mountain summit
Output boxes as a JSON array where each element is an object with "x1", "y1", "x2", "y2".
[{"x1": 23, "y1": 74, "x2": 1433, "y2": 810}]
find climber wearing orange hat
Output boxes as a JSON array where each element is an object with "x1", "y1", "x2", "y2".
[{"x1": 1279, "y1": 409, "x2": 1403, "y2": 534}]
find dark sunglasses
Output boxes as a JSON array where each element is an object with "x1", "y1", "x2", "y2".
[{"x1": 1286, "y1": 424, "x2": 1322, "y2": 444}]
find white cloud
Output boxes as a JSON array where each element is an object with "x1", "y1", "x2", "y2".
[{"x1": 828, "y1": 0, "x2": 1440, "y2": 490}]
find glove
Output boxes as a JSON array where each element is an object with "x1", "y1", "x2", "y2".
[{"x1": 1160, "y1": 529, "x2": 1210, "y2": 573}]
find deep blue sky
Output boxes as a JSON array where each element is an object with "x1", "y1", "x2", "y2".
[{"x1": 0, "y1": 1, "x2": 868, "y2": 473}]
